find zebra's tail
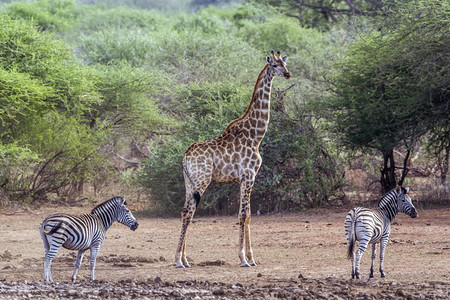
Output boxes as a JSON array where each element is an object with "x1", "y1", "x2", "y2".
[
  {"x1": 347, "y1": 210, "x2": 356, "y2": 259},
  {"x1": 42, "y1": 220, "x2": 63, "y2": 235}
]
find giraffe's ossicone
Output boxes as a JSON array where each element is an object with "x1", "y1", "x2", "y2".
[{"x1": 175, "y1": 50, "x2": 290, "y2": 268}]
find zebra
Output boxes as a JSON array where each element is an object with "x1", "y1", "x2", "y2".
[
  {"x1": 345, "y1": 185, "x2": 417, "y2": 279},
  {"x1": 39, "y1": 196, "x2": 139, "y2": 282}
]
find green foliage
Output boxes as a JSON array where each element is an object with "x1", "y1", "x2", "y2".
[
  {"x1": 331, "y1": 0, "x2": 449, "y2": 153},
  {"x1": 329, "y1": 0, "x2": 449, "y2": 189},
  {"x1": 78, "y1": 6, "x2": 167, "y2": 32},
  {"x1": 92, "y1": 62, "x2": 171, "y2": 137},
  {"x1": 255, "y1": 107, "x2": 345, "y2": 211},
  {"x1": 254, "y1": 0, "x2": 384, "y2": 30},
  {"x1": 0, "y1": 15, "x2": 105, "y2": 203},
  {"x1": 76, "y1": 0, "x2": 190, "y2": 11},
  {"x1": 1, "y1": 0, "x2": 348, "y2": 211},
  {"x1": 5, "y1": 0, "x2": 77, "y2": 30}
]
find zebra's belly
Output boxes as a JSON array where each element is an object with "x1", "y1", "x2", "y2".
[{"x1": 62, "y1": 234, "x2": 96, "y2": 251}]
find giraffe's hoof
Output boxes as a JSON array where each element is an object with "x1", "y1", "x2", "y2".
[
  {"x1": 176, "y1": 264, "x2": 185, "y2": 269},
  {"x1": 249, "y1": 262, "x2": 257, "y2": 267},
  {"x1": 240, "y1": 263, "x2": 251, "y2": 267}
]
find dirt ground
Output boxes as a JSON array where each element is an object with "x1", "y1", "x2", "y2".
[{"x1": 0, "y1": 205, "x2": 449, "y2": 299}]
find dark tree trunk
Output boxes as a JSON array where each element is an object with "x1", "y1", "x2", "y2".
[
  {"x1": 380, "y1": 149, "x2": 397, "y2": 193},
  {"x1": 398, "y1": 149, "x2": 411, "y2": 187},
  {"x1": 441, "y1": 146, "x2": 449, "y2": 184}
]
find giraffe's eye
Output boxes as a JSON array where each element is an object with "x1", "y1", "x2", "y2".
[{"x1": 272, "y1": 65, "x2": 277, "y2": 68}]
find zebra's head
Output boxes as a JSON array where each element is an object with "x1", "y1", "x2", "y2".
[
  {"x1": 117, "y1": 198, "x2": 139, "y2": 231},
  {"x1": 396, "y1": 186, "x2": 418, "y2": 218}
]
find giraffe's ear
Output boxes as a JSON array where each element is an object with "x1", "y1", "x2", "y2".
[
  {"x1": 266, "y1": 56, "x2": 272, "y2": 64},
  {"x1": 282, "y1": 56, "x2": 288, "y2": 63}
]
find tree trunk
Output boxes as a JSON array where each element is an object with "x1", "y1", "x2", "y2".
[
  {"x1": 380, "y1": 150, "x2": 397, "y2": 193},
  {"x1": 398, "y1": 149, "x2": 410, "y2": 187},
  {"x1": 441, "y1": 146, "x2": 449, "y2": 184}
]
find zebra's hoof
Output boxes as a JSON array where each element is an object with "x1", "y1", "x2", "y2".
[{"x1": 381, "y1": 273, "x2": 386, "y2": 278}]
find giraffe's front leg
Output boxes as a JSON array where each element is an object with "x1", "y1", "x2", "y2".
[
  {"x1": 244, "y1": 208, "x2": 257, "y2": 266},
  {"x1": 238, "y1": 212, "x2": 251, "y2": 267},
  {"x1": 238, "y1": 178, "x2": 255, "y2": 267}
]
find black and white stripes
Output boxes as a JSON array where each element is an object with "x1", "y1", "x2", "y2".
[
  {"x1": 39, "y1": 196, "x2": 139, "y2": 282},
  {"x1": 345, "y1": 186, "x2": 417, "y2": 279}
]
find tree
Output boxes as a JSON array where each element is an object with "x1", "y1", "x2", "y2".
[
  {"x1": 253, "y1": 0, "x2": 385, "y2": 28},
  {"x1": 330, "y1": 0, "x2": 449, "y2": 192},
  {"x1": 0, "y1": 15, "x2": 103, "y2": 203}
]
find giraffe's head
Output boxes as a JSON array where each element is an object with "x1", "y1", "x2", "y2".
[{"x1": 266, "y1": 50, "x2": 290, "y2": 79}]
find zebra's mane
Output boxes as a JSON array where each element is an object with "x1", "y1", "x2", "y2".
[
  {"x1": 377, "y1": 187, "x2": 401, "y2": 221},
  {"x1": 91, "y1": 197, "x2": 123, "y2": 214}
]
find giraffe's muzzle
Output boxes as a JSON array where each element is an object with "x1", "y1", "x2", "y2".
[{"x1": 284, "y1": 72, "x2": 291, "y2": 79}]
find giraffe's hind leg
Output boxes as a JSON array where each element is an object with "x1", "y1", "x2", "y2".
[{"x1": 175, "y1": 193, "x2": 198, "y2": 268}]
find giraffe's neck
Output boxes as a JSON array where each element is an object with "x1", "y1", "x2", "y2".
[{"x1": 241, "y1": 65, "x2": 274, "y2": 144}]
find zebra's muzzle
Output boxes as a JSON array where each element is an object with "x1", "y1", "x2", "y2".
[{"x1": 130, "y1": 222, "x2": 139, "y2": 231}]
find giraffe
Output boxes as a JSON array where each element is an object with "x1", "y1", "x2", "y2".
[{"x1": 175, "y1": 50, "x2": 290, "y2": 268}]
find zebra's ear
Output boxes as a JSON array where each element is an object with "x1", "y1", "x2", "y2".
[
  {"x1": 395, "y1": 185, "x2": 402, "y2": 194},
  {"x1": 404, "y1": 187, "x2": 410, "y2": 193}
]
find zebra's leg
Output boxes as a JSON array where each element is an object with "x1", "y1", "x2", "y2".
[
  {"x1": 354, "y1": 239, "x2": 370, "y2": 279},
  {"x1": 379, "y1": 236, "x2": 389, "y2": 277},
  {"x1": 43, "y1": 241, "x2": 62, "y2": 282},
  {"x1": 369, "y1": 243, "x2": 377, "y2": 278},
  {"x1": 71, "y1": 250, "x2": 86, "y2": 283},
  {"x1": 40, "y1": 229, "x2": 51, "y2": 281},
  {"x1": 89, "y1": 244, "x2": 101, "y2": 281},
  {"x1": 351, "y1": 245, "x2": 356, "y2": 279}
]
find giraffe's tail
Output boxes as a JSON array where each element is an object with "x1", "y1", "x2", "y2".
[
  {"x1": 182, "y1": 164, "x2": 201, "y2": 209},
  {"x1": 193, "y1": 191, "x2": 201, "y2": 208}
]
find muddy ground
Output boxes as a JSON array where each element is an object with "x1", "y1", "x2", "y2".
[{"x1": 0, "y1": 205, "x2": 449, "y2": 299}]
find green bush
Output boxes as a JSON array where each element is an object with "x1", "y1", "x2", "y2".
[
  {"x1": 0, "y1": 15, "x2": 104, "y2": 203},
  {"x1": 5, "y1": 0, "x2": 77, "y2": 30}
]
